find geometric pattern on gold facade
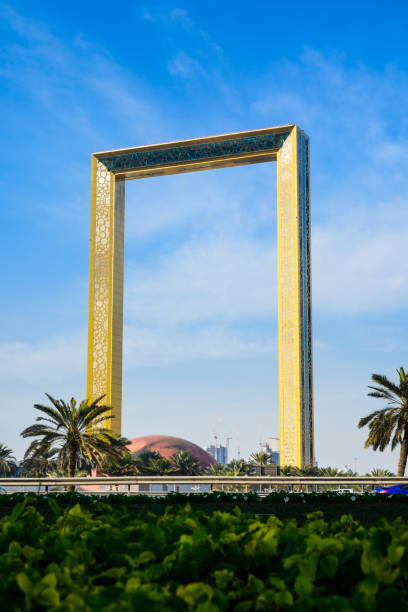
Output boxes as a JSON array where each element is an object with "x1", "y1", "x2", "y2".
[
  {"x1": 277, "y1": 129, "x2": 313, "y2": 466},
  {"x1": 87, "y1": 125, "x2": 313, "y2": 465},
  {"x1": 87, "y1": 159, "x2": 124, "y2": 435}
]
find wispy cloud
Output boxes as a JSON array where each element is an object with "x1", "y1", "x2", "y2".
[
  {"x1": 143, "y1": 6, "x2": 223, "y2": 54},
  {"x1": 0, "y1": 332, "x2": 86, "y2": 387},
  {"x1": 124, "y1": 322, "x2": 275, "y2": 369},
  {"x1": 168, "y1": 51, "x2": 204, "y2": 78},
  {"x1": 0, "y1": 4, "x2": 166, "y2": 147},
  {"x1": 314, "y1": 203, "x2": 408, "y2": 315},
  {"x1": 126, "y1": 235, "x2": 276, "y2": 325}
]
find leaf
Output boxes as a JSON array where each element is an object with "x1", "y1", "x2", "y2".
[
  {"x1": 47, "y1": 496, "x2": 62, "y2": 517},
  {"x1": 16, "y1": 573, "x2": 33, "y2": 595},
  {"x1": 273, "y1": 590, "x2": 294, "y2": 606},
  {"x1": 372, "y1": 529, "x2": 391, "y2": 555},
  {"x1": 247, "y1": 575, "x2": 264, "y2": 595},
  {"x1": 294, "y1": 574, "x2": 314, "y2": 598},
  {"x1": 42, "y1": 573, "x2": 57, "y2": 588},
  {"x1": 176, "y1": 583, "x2": 214, "y2": 606},
  {"x1": 196, "y1": 604, "x2": 220, "y2": 612},
  {"x1": 136, "y1": 550, "x2": 156, "y2": 566},
  {"x1": 10, "y1": 502, "x2": 26, "y2": 522},
  {"x1": 67, "y1": 503, "x2": 86, "y2": 518},
  {"x1": 214, "y1": 569, "x2": 234, "y2": 589},
  {"x1": 358, "y1": 572, "x2": 379, "y2": 599},
  {"x1": 8, "y1": 541, "x2": 21, "y2": 555},
  {"x1": 125, "y1": 577, "x2": 141, "y2": 593},
  {"x1": 388, "y1": 543, "x2": 405, "y2": 565},
  {"x1": 320, "y1": 555, "x2": 339, "y2": 578},
  {"x1": 38, "y1": 587, "x2": 60, "y2": 606},
  {"x1": 184, "y1": 517, "x2": 198, "y2": 531},
  {"x1": 22, "y1": 545, "x2": 43, "y2": 562},
  {"x1": 65, "y1": 593, "x2": 87, "y2": 607}
]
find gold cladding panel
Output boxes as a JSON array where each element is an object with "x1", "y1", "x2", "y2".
[
  {"x1": 87, "y1": 160, "x2": 124, "y2": 434},
  {"x1": 86, "y1": 126, "x2": 313, "y2": 465},
  {"x1": 277, "y1": 130, "x2": 302, "y2": 466}
]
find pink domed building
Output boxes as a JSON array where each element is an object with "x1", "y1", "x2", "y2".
[
  {"x1": 127, "y1": 435, "x2": 214, "y2": 468},
  {"x1": 80, "y1": 434, "x2": 214, "y2": 492}
]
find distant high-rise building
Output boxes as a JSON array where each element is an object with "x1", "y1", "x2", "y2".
[
  {"x1": 204, "y1": 443, "x2": 228, "y2": 464},
  {"x1": 260, "y1": 437, "x2": 280, "y2": 466}
]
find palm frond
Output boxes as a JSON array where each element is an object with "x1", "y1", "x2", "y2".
[
  {"x1": 21, "y1": 424, "x2": 64, "y2": 438},
  {"x1": 358, "y1": 408, "x2": 391, "y2": 429},
  {"x1": 22, "y1": 393, "x2": 127, "y2": 477},
  {"x1": 32, "y1": 403, "x2": 66, "y2": 426},
  {"x1": 370, "y1": 374, "x2": 403, "y2": 399},
  {"x1": 367, "y1": 389, "x2": 399, "y2": 404},
  {"x1": 82, "y1": 408, "x2": 113, "y2": 428}
]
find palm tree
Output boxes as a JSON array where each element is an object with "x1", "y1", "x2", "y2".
[
  {"x1": 145, "y1": 456, "x2": 176, "y2": 475},
  {"x1": 249, "y1": 452, "x2": 272, "y2": 476},
  {"x1": 21, "y1": 394, "x2": 127, "y2": 478},
  {"x1": 227, "y1": 458, "x2": 250, "y2": 476},
  {"x1": 0, "y1": 444, "x2": 17, "y2": 476},
  {"x1": 358, "y1": 368, "x2": 408, "y2": 476},
  {"x1": 319, "y1": 467, "x2": 342, "y2": 476},
  {"x1": 21, "y1": 445, "x2": 59, "y2": 477},
  {"x1": 366, "y1": 468, "x2": 394, "y2": 477},
  {"x1": 100, "y1": 452, "x2": 142, "y2": 476},
  {"x1": 205, "y1": 462, "x2": 228, "y2": 475},
  {"x1": 280, "y1": 465, "x2": 301, "y2": 476},
  {"x1": 171, "y1": 451, "x2": 201, "y2": 475},
  {"x1": 300, "y1": 464, "x2": 320, "y2": 476},
  {"x1": 136, "y1": 451, "x2": 162, "y2": 474}
]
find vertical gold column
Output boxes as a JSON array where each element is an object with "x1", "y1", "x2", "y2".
[
  {"x1": 87, "y1": 158, "x2": 125, "y2": 434},
  {"x1": 277, "y1": 127, "x2": 313, "y2": 467}
]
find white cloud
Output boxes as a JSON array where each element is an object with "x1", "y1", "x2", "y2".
[
  {"x1": 0, "y1": 332, "x2": 86, "y2": 386},
  {"x1": 313, "y1": 201, "x2": 408, "y2": 314},
  {"x1": 124, "y1": 323, "x2": 275, "y2": 368},
  {"x1": 168, "y1": 51, "x2": 204, "y2": 78},
  {"x1": 126, "y1": 235, "x2": 276, "y2": 325},
  {"x1": 125, "y1": 161, "x2": 276, "y2": 240},
  {"x1": 0, "y1": 333, "x2": 87, "y2": 459},
  {"x1": 0, "y1": 4, "x2": 166, "y2": 147}
]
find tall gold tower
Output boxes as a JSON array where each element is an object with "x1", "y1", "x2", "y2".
[{"x1": 87, "y1": 125, "x2": 313, "y2": 467}]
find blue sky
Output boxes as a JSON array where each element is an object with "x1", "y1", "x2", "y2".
[{"x1": 1, "y1": 1, "x2": 408, "y2": 472}]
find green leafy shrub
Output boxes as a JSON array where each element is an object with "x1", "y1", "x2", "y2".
[
  {"x1": 1, "y1": 497, "x2": 408, "y2": 609},
  {"x1": 0, "y1": 490, "x2": 407, "y2": 507}
]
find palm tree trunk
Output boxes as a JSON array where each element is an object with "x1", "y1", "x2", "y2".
[
  {"x1": 67, "y1": 446, "x2": 76, "y2": 492},
  {"x1": 397, "y1": 430, "x2": 408, "y2": 476}
]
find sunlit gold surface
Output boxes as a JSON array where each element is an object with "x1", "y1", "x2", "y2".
[
  {"x1": 277, "y1": 128, "x2": 301, "y2": 466},
  {"x1": 87, "y1": 160, "x2": 124, "y2": 435},
  {"x1": 87, "y1": 125, "x2": 313, "y2": 465}
]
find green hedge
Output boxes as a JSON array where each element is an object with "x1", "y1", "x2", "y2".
[
  {"x1": 1, "y1": 490, "x2": 407, "y2": 507},
  {"x1": 1, "y1": 497, "x2": 408, "y2": 610}
]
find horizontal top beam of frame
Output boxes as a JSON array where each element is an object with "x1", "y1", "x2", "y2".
[{"x1": 93, "y1": 125, "x2": 294, "y2": 179}]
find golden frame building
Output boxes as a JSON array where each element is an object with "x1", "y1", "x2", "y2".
[{"x1": 87, "y1": 125, "x2": 313, "y2": 467}]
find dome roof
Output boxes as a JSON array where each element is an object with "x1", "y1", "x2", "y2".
[{"x1": 127, "y1": 435, "x2": 214, "y2": 467}]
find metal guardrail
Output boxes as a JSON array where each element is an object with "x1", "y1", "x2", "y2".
[{"x1": 0, "y1": 476, "x2": 406, "y2": 494}]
